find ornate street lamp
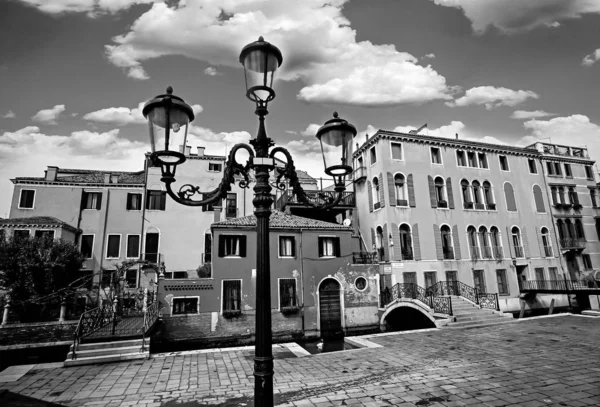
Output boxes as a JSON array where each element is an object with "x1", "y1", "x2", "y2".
[{"x1": 143, "y1": 37, "x2": 356, "y2": 407}]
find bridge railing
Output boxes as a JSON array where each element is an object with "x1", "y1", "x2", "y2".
[{"x1": 380, "y1": 283, "x2": 453, "y2": 316}]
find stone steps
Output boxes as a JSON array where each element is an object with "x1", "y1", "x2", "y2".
[
  {"x1": 444, "y1": 295, "x2": 513, "y2": 329},
  {"x1": 64, "y1": 338, "x2": 148, "y2": 367}
]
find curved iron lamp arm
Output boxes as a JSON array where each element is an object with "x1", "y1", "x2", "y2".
[
  {"x1": 269, "y1": 146, "x2": 346, "y2": 210},
  {"x1": 162, "y1": 143, "x2": 255, "y2": 207}
]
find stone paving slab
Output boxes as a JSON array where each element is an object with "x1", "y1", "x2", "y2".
[{"x1": 0, "y1": 315, "x2": 599, "y2": 406}]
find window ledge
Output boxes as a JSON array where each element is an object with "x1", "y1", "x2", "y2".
[
  {"x1": 224, "y1": 256, "x2": 242, "y2": 259},
  {"x1": 17, "y1": 207, "x2": 34, "y2": 210},
  {"x1": 278, "y1": 256, "x2": 296, "y2": 259},
  {"x1": 319, "y1": 256, "x2": 337, "y2": 259}
]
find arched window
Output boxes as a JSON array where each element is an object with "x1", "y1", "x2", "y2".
[
  {"x1": 490, "y1": 226, "x2": 502, "y2": 259},
  {"x1": 479, "y1": 226, "x2": 491, "y2": 258},
  {"x1": 434, "y1": 177, "x2": 446, "y2": 207},
  {"x1": 558, "y1": 187, "x2": 566, "y2": 205},
  {"x1": 556, "y1": 219, "x2": 566, "y2": 246},
  {"x1": 376, "y1": 226, "x2": 384, "y2": 259},
  {"x1": 532, "y1": 185, "x2": 545, "y2": 213},
  {"x1": 568, "y1": 187, "x2": 580, "y2": 207},
  {"x1": 541, "y1": 227, "x2": 552, "y2": 257},
  {"x1": 472, "y1": 180, "x2": 483, "y2": 208},
  {"x1": 483, "y1": 181, "x2": 494, "y2": 209},
  {"x1": 461, "y1": 179, "x2": 472, "y2": 209},
  {"x1": 394, "y1": 174, "x2": 407, "y2": 205},
  {"x1": 440, "y1": 225, "x2": 453, "y2": 259},
  {"x1": 575, "y1": 219, "x2": 585, "y2": 240},
  {"x1": 399, "y1": 224, "x2": 413, "y2": 260},
  {"x1": 504, "y1": 182, "x2": 517, "y2": 212},
  {"x1": 467, "y1": 226, "x2": 479, "y2": 259},
  {"x1": 565, "y1": 219, "x2": 575, "y2": 239},
  {"x1": 512, "y1": 226, "x2": 523, "y2": 258},
  {"x1": 372, "y1": 177, "x2": 380, "y2": 209},
  {"x1": 551, "y1": 187, "x2": 558, "y2": 206}
]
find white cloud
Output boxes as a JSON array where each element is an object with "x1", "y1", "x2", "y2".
[
  {"x1": 582, "y1": 48, "x2": 600, "y2": 66},
  {"x1": 2, "y1": 110, "x2": 15, "y2": 119},
  {"x1": 204, "y1": 67, "x2": 222, "y2": 76},
  {"x1": 31, "y1": 105, "x2": 66, "y2": 125},
  {"x1": 15, "y1": 0, "x2": 154, "y2": 16},
  {"x1": 518, "y1": 115, "x2": 600, "y2": 161},
  {"x1": 446, "y1": 86, "x2": 539, "y2": 109},
  {"x1": 431, "y1": 0, "x2": 600, "y2": 34},
  {"x1": 423, "y1": 53, "x2": 435, "y2": 59},
  {"x1": 83, "y1": 102, "x2": 203, "y2": 125},
  {"x1": 104, "y1": 0, "x2": 454, "y2": 106},
  {"x1": 511, "y1": 110, "x2": 555, "y2": 120}
]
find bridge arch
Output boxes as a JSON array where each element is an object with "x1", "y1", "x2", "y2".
[{"x1": 380, "y1": 300, "x2": 436, "y2": 331}]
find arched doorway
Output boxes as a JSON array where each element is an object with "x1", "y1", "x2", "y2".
[{"x1": 319, "y1": 278, "x2": 342, "y2": 337}]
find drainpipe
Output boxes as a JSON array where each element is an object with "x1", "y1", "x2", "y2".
[
  {"x1": 299, "y1": 228, "x2": 306, "y2": 335},
  {"x1": 98, "y1": 188, "x2": 111, "y2": 304},
  {"x1": 139, "y1": 158, "x2": 149, "y2": 287}
]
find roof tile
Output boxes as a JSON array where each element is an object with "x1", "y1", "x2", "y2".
[{"x1": 212, "y1": 211, "x2": 350, "y2": 230}]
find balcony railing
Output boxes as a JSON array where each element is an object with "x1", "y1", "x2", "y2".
[
  {"x1": 276, "y1": 190, "x2": 355, "y2": 209},
  {"x1": 492, "y1": 246, "x2": 503, "y2": 259},
  {"x1": 374, "y1": 201, "x2": 381, "y2": 210},
  {"x1": 463, "y1": 201, "x2": 473, "y2": 210},
  {"x1": 514, "y1": 245, "x2": 524, "y2": 258},
  {"x1": 354, "y1": 166, "x2": 366, "y2": 182},
  {"x1": 481, "y1": 246, "x2": 492, "y2": 259},
  {"x1": 543, "y1": 246, "x2": 553, "y2": 257},
  {"x1": 142, "y1": 252, "x2": 162, "y2": 265},
  {"x1": 560, "y1": 238, "x2": 585, "y2": 250},
  {"x1": 520, "y1": 279, "x2": 600, "y2": 292},
  {"x1": 352, "y1": 252, "x2": 377, "y2": 264},
  {"x1": 474, "y1": 203, "x2": 485, "y2": 210},
  {"x1": 443, "y1": 248, "x2": 454, "y2": 260},
  {"x1": 486, "y1": 203, "x2": 496, "y2": 210},
  {"x1": 401, "y1": 249, "x2": 414, "y2": 261},
  {"x1": 396, "y1": 199, "x2": 408, "y2": 207},
  {"x1": 437, "y1": 200, "x2": 448, "y2": 209},
  {"x1": 470, "y1": 246, "x2": 480, "y2": 260}
]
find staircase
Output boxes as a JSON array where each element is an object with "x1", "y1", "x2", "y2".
[
  {"x1": 444, "y1": 296, "x2": 514, "y2": 329},
  {"x1": 64, "y1": 339, "x2": 148, "y2": 367}
]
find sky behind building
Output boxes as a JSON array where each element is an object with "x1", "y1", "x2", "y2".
[{"x1": 1, "y1": 0, "x2": 600, "y2": 216}]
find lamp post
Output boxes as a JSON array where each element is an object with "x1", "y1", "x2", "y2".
[{"x1": 142, "y1": 37, "x2": 357, "y2": 407}]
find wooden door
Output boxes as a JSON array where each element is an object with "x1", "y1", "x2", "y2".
[
  {"x1": 473, "y1": 270, "x2": 485, "y2": 293},
  {"x1": 319, "y1": 279, "x2": 342, "y2": 334},
  {"x1": 446, "y1": 270, "x2": 459, "y2": 295},
  {"x1": 144, "y1": 233, "x2": 159, "y2": 264}
]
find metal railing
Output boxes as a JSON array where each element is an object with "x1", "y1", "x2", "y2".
[
  {"x1": 374, "y1": 201, "x2": 381, "y2": 210},
  {"x1": 141, "y1": 302, "x2": 161, "y2": 352},
  {"x1": 354, "y1": 166, "x2": 366, "y2": 181},
  {"x1": 486, "y1": 203, "x2": 496, "y2": 210},
  {"x1": 470, "y1": 246, "x2": 480, "y2": 260},
  {"x1": 543, "y1": 246, "x2": 553, "y2": 257},
  {"x1": 463, "y1": 201, "x2": 473, "y2": 210},
  {"x1": 481, "y1": 246, "x2": 492, "y2": 259},
  {"x1": 477, "y1": 293, "x2": 499, "y2": 311},
  {"x1": 514, "y1": 246, "x2": 524, "y2": 258},
  {"x1": 443, "y1": 247, "x2": 454, "y2": 260},
  {"x1": 474, "y1": 203, "x2": 485, "y2": 210},
  {"x1": 520, "y1": 279, "x2": 600, "y2": 292},
  {"x1": 437, "y1": 200, "x2": 448, "y2": 209},
  {"x1": 493, "y1": 246, "x2": 503, "y2": 259},
  {"x1": 427, "y1": 281, "x2": 500, "y2": 311},
  {"x1": 277, "y1": 190, "x2": 355, "y2": 208},
  {"x1": 72, "y1": 303, "x2": 115, "y2": 359},
  {"x1": 380, "y1": 283, "x2": 452, "y2": 315},
  {"x1": 401, "y1": 248, "x2": 414, "y2": 261},
  {"x1": 396, "y1": 199, "x2": 408, "y2": 207},
  {"x1": 352, "y1": 251, "x2": 377, "y2": 264},
  {"x1": 559, "y1": 238, "x2": 585, "y2": 249}
]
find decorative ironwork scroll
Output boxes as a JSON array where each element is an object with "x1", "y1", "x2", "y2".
[{"x1": 477, "y1": 293, "x2": 499, "y2": 311}]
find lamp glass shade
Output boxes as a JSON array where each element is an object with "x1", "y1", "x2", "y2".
[
  {"x1": 146, "y1": 103, "x2": 192, "y2": 164},
  {"x1": 319, "y1": 128, "x2": 351, "y2": 176},
  {"x1": 239, "y1": 37, "x2": 282, "y2": 104}
]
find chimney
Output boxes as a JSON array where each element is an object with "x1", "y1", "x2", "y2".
[
  {"x1": 45, "y1": 166, "x2": 58, "y2": 181},
  {"x1": 455, "y1": 133, "x2": 459, "y2": 139},
  {"x1": 111, "y1": 174, "x2": 119, "y2": 184},
  {"x1": 104, "y1": 173, "x2": 110, "y2": 183},
  {"x1": 185, "y1": 145, "x2": 191, "y2": 156},
  {"x1": 213, "y1": 205, "x2": 222, "y2": 223},
  {"x1": 197, "y1": 147, "x2": 205, "y2": 157}
]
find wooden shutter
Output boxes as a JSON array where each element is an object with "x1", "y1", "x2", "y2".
[
  {"x1": 550, "y1": 229, "x2": 559, "y2": 257},
  {"x1": 318, "y1": 237, "x2": 324, "y2": 257},
  {"x1": 370, "y1": 228, "x2": 376, "y2": 251},
  {"x1": 407, "y1": 174, "x2": 416, "y2": 207},
  {"x1": 367, "y1": 180, "x2": 373, "y2": 212},
  {"x1": 434, "y1": 224, "x2": 443, "y2": 260},
  {"x1": 96, "y1": 193, "x2": 102, "y2": 210},
  {"x1": 428, "y1": 175, "x2": 437, "y2": 208},
  {"x1": 126, "y1": 193, "x2": 132, "y2": 210},
  {"x1": 522, "y1": 226, "x2": 530, "y2": 258},
  {"x1": 239, "y1": 235, "x2": 247, "y2": 257},
  {"x1": 291, "y1": 237, "x2": 296, "y2": 257},
  {"x1": 387, "y1": 172, "x2": 395, "y2": 205},
  {"x1": 334, "y1": 237, "x2": 341, "y2": 257},
  {"x1": 218, "y1": 235, "x2": 225, "y2": 257},
  {"x1": 412, "y1": 223, "x2": 421, "y2": 261},
  {"x1": 160, "y1": 192, "x2": 166, "y2": 211},
  {"x1": 391, "y1": 222, "x2": 402, "y2": 260},
  {"x1": 506, "y1": 227, "x2": 515, "y2": 258},
  {"x1": 452, "y1": 225, "x2": 461, "y2": 260},
  {"x1": 382, "y1": 224, "x2": 388, "y2": 261},
  {"x1": 80, "y1": 192, "x2": 87, "y2": 210},
  {"x1": 379, "y1": 173, "x2": 385, "y2": 208},
  {"x1": 446, "y1": 178, "x2": 454, "y2": 209},
  {"x1": 537, "y1": 228, "x2": 545, "y2": 258}
]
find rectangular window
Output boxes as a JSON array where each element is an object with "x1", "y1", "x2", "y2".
[
  {"x1": 499, "y1": 155, "x2": 509, "y2": 171},
  {"x1": 554, "y1": 162, "x2": 562, "y2": 176},
  {"x1": 126, "y1": 235, "x2": 140, "y2": 258},
  {"x1": 478, "y1": 153, "x2": 488, "y2": 169},
  {"x1": 125, "y1": 269, "x2": 137, "y2": 288},
  {"x1": 431, "y1": 147, "x2": 442, "y2": 164},
  {"x1": 225, "y1": 193, "x2": 237, "y2": 218},
  {"x1": 146, "y1": 190, "x2": 166, "y2": 211},
  {"x1": 173, "y1": 297, "x2": 199, "y2": 315},
  {"x1": 424, "y1": 272, "x2": 437, "y2": 288},
  {"x1": 218, "y1": 235, "x2": 246, "y2": 257},
  {"x1": 534, "y1": 267, "x2": 545, "y2": 281},
  {"x1": 585, "y1": 165, "x2": 594, "y2": 180},
  {"x1": 564, "y1": 163, "x2": 572, "y2": 178},
  {"x1": 202, "y1": 194, "x2": 221, "y2": 212},
  {"x1": 208, "y1": 162, "x2": 222, "y2": 172},
  {"x1": 496, "y1": 269, "x2": 509, "y2": 295},
  {"x1": 18, "y1": 189, "x2": 35, "y2": 209},
  {"x1": 548, "y1": 267, "x2": 558, "y2": 281},
  {"x1": 473, "y1": 270, "x2": 486, "y2": 293},
  {"x1": 456, "y1": 151, "x2": 466, "y2": 167},
  {"x1": 591, "y1": 189, "x2": 598, "y2": 208},
  {"x1": 583, "y1": 254, "x2": 593, "y2": 270},
  {"x1": 223, "y1": 280, "x2": 242, "y2": 312},
  {"x1": 279, "y1": 278, "x2": 298, "y2": 309},
  {"x1": 81, "y1": 235, "x2": 94, "y2": 259},
  {"x1": 467, "y1": 152, "x2": 476, "y2": 167},
  {"x1": 13, "y1": 230, "x2": 30, "y2": 240},
  {"x1": 34, "y1": 230, "x2": 54, "y2": 240},
  {"x1": 318, "y1": 236, "x2": 341, "y2": 257},
  {"x1": 81, "y1": 192, "x2": 102, "y2": 210},
  {"x1": 126, "y1": 193, "x2": 142, "y2": 210},
  {"x1": 370, "y1": 146, "x2": 377, "y2": 165},
  {"x1": 546, "y1": 162, "x2": 555, "y2": 176},
  {"x1": 528, "y1": 159, "x2": 537, "y2": 174},
  {"x1": 279, "y1": 236, "x2": 296, "y2": 257},
  {"x1": 106, "y1": 234, "x2": 121, "y2": 259},
  {"x1": 391, "y1": 142, "x2": 403, "y2": 160}
]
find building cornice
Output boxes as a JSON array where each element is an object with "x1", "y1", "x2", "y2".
[
  {"x1": 537, "y1": 155, "x2": 595, "y2": 165},
  {"x1": 11, "y1": 179, "x2": 144, "y2": 188}
]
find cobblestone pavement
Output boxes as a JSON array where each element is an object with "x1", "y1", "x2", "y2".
[{"x1": 1, "y1": 315, "x2": 599, "y2": 407}]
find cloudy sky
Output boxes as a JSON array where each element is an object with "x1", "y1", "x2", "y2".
[{"x1": 1, "y1": 0, "x2": 600, "y2": 217}]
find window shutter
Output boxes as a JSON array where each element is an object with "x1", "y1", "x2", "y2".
[
  {"x1": 370, "y1": 228, "x2": 376, "y2": 251},
  {"x1": 318, "y1": 237, "x2": 324, "y2": 257},
  {"x1": 218, "y1": 235, "x2": 225, "y2": 257},
  {"x1": 537, "y1": 229, "x2": 545, "y2": 258},
  {"x1": 334, "y1": 237, "x2": 341, "y2": 257},
  {"x1": 446, "y1": 178, "x2": 454, "y2": 209},
  {"x1": 96, "y1": 193, "x2": 102, "y2": 210},
  {"x1": 522, "y1": 227, "x2": 530, "y2": 258},
  {"x1": 550, "y1": 229, "x2": 559, "y2": 257},
  {"x1": 428, "y1": 175, "x2": 437, "y2": 208},
  {"x1": 452, "y1": 225, "x2": 461, "y2": 260},
  {"x1": 391, "y1": 223, "x2": 402, "y2": 260},
  {"x1": 434, "y1": 224, "x2": 443, "y2": 260},
  {"x1": 506, "y1": 227, "x2": 515, "y2": 258},
  {"x1": 239, "y1": 235, "x2": 247, "y2": 257},
  {"x1": 160, "y1": 193, "x2": 166, "y2": 211},
  {"x1": 387, "y1": 172, "x2": 395, "y2": 205},
  {"x1": 80, "y1": 192, "x2": 87, "y2": 210},
  {"x1": 382, "y1": 223, "x2": 389, "y2": 261},
  {"x1": 412, "y1": 223, "x2": 421, "y2": 261},
  {"x1": 379, "y1": 173, "x2": 385, "y2": 208},
  {"x1": 407, "y1": 174, "x2": 416, "y2": 207},
  {"x1": 126, "y1": 194, "x2": 131, "y2": 210},
  {"x1": 291, "y1": 237, "x2": 296, "y2": 257},
  {"x1": 367, "y1": 180, "x2": 373, "y2": 212}
]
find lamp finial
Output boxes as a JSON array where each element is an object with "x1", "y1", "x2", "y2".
[
  {"x1": 333, "y1": 111, "x2": 339, "y2": 118},
  {"x1": 166, "y1": 86, "x2": 173, "y2": 95},
  {"x1": 258, "y1": 36, "x2": 264, "y2": 42}
]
